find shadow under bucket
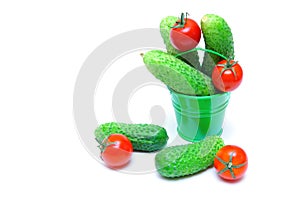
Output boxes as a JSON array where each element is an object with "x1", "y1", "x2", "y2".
[{"x1": 169, "y1": 89, "x2": 230, "y2": 142}]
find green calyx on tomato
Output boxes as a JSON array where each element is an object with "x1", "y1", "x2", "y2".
[
  {"x1": 171, "y1": 12, "x2": 189, "y2": 28},
  {"x1": 214, "y1": 145, "x2": 248, "y2": 181},
  {"x1": 216, "y1": 59, "x2": 239, "y2": 80},
  {"x1": 212, "y1": 59, "x2": 243, "y2": 92},
  {"x1": 95, "y1": 134, "x2": 133, "y2": 168},
  {"x1": 215, "y1": 153, "x2": 248, "y2": 179},
  {"x1": 96, "y1": 137, "x2": 117, "y2": 154},
  {"x1": 170, "y1": 12, "x2": 201, "y2": 51}
]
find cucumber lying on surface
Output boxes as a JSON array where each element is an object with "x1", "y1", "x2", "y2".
[
  {"x1": 201, "y1": 14, "x2": 235, "y2": 76},
  {"x1": 155, "y1": 136, "x2": 224, "y2": 178},
  {"x1": 143, "y1": 49, "x2": 215, "y2": 96},
  {"x1": 160, "y1": 16, "x2": 201, "y2": 70},
  {"x1": 94, "y1": 122, "x2": 169, "y2": 152}
]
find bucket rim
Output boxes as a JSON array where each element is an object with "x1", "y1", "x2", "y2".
[{"x1": 168, "y1": 88, "x2": 230, "y2": 100}]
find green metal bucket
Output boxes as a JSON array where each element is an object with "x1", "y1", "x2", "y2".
[{"x1": 169, "y1": 89, "x2": 230, "y2": 142}]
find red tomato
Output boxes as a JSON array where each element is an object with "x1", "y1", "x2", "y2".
[
  {"x1": 212, "y1": 59, "x2": 243, "y2": 92},
  {"x1": 214, "y1": 145, "x2": 248, "y2": 181},
  {"x1": 170, "y1": 13, "x2": 201, "y2": 51},
  {"x1": 99, "y1": 134, "x2": 133, "y2": 168}
]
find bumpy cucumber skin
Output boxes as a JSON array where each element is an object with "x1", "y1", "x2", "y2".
[
  {"x1": 155, "y1": 136, "x2": 224, "y2": 178},
  {"x1": 94, "y1": 122, "x2": 169, "y2": 152},
  {"x1": 143, "y1": 50, "x2": 215, "y2": 96},
  {"x1": 201, "y1": 14, "x2": 235, "y2": 76},
  {"x1": 160, "y1": 16, "x2": 201, "y2": 70}
]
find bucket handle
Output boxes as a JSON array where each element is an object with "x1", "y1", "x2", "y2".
[{"x1": 175, "y1": 47, "x2": 229, "y2": 60}]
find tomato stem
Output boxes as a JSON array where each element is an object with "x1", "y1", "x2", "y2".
[
  {"x1": 185, "y1": 12, "x2": 189, "y2": 21},
  {"x1": 217, "y1": 59, "x2": 239, "y2": 80},
  {"x1": 216, "y1": 153, "x2": 248, "y2": 179},
  {"x1": 95, "y1": 137, "x2": 117, "y2": 153},
  {"x1": 95, "y1": 137, "x2": 106, "y2": 153},
  {"x1": 171, "y1": 12, "x2": 188, "y2": 28},
  {"x1": 175, "y1": 47, "x2": 228, "y2": 60}
]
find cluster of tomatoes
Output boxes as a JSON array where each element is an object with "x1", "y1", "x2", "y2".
[
  {"x1": 170, "y1": 12, "x2": 243, "y2": 93},
  {"x1": 99, "y1": 135, "x2": 248, "y2": 181}
]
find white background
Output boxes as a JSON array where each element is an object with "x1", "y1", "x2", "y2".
[{"x1": 1, "y1": 0, "x2": 300, "y2": 199}]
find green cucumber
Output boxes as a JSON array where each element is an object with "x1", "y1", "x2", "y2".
[
  {"x1": 155, "y1": 136, "x2": 224, "y2": 178},
  {"x1": 201, "y1": 14, "x2": 235, "y2": 76},
  {"x1": 94, "y1": 122, "x2": 168, "y2": 152},
  {"x1": 143, "y1": 49, "x2": 215, "y2": 96},
  {"x1": 160, "y1": 16, "x2": 201, "y2": 70}
]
